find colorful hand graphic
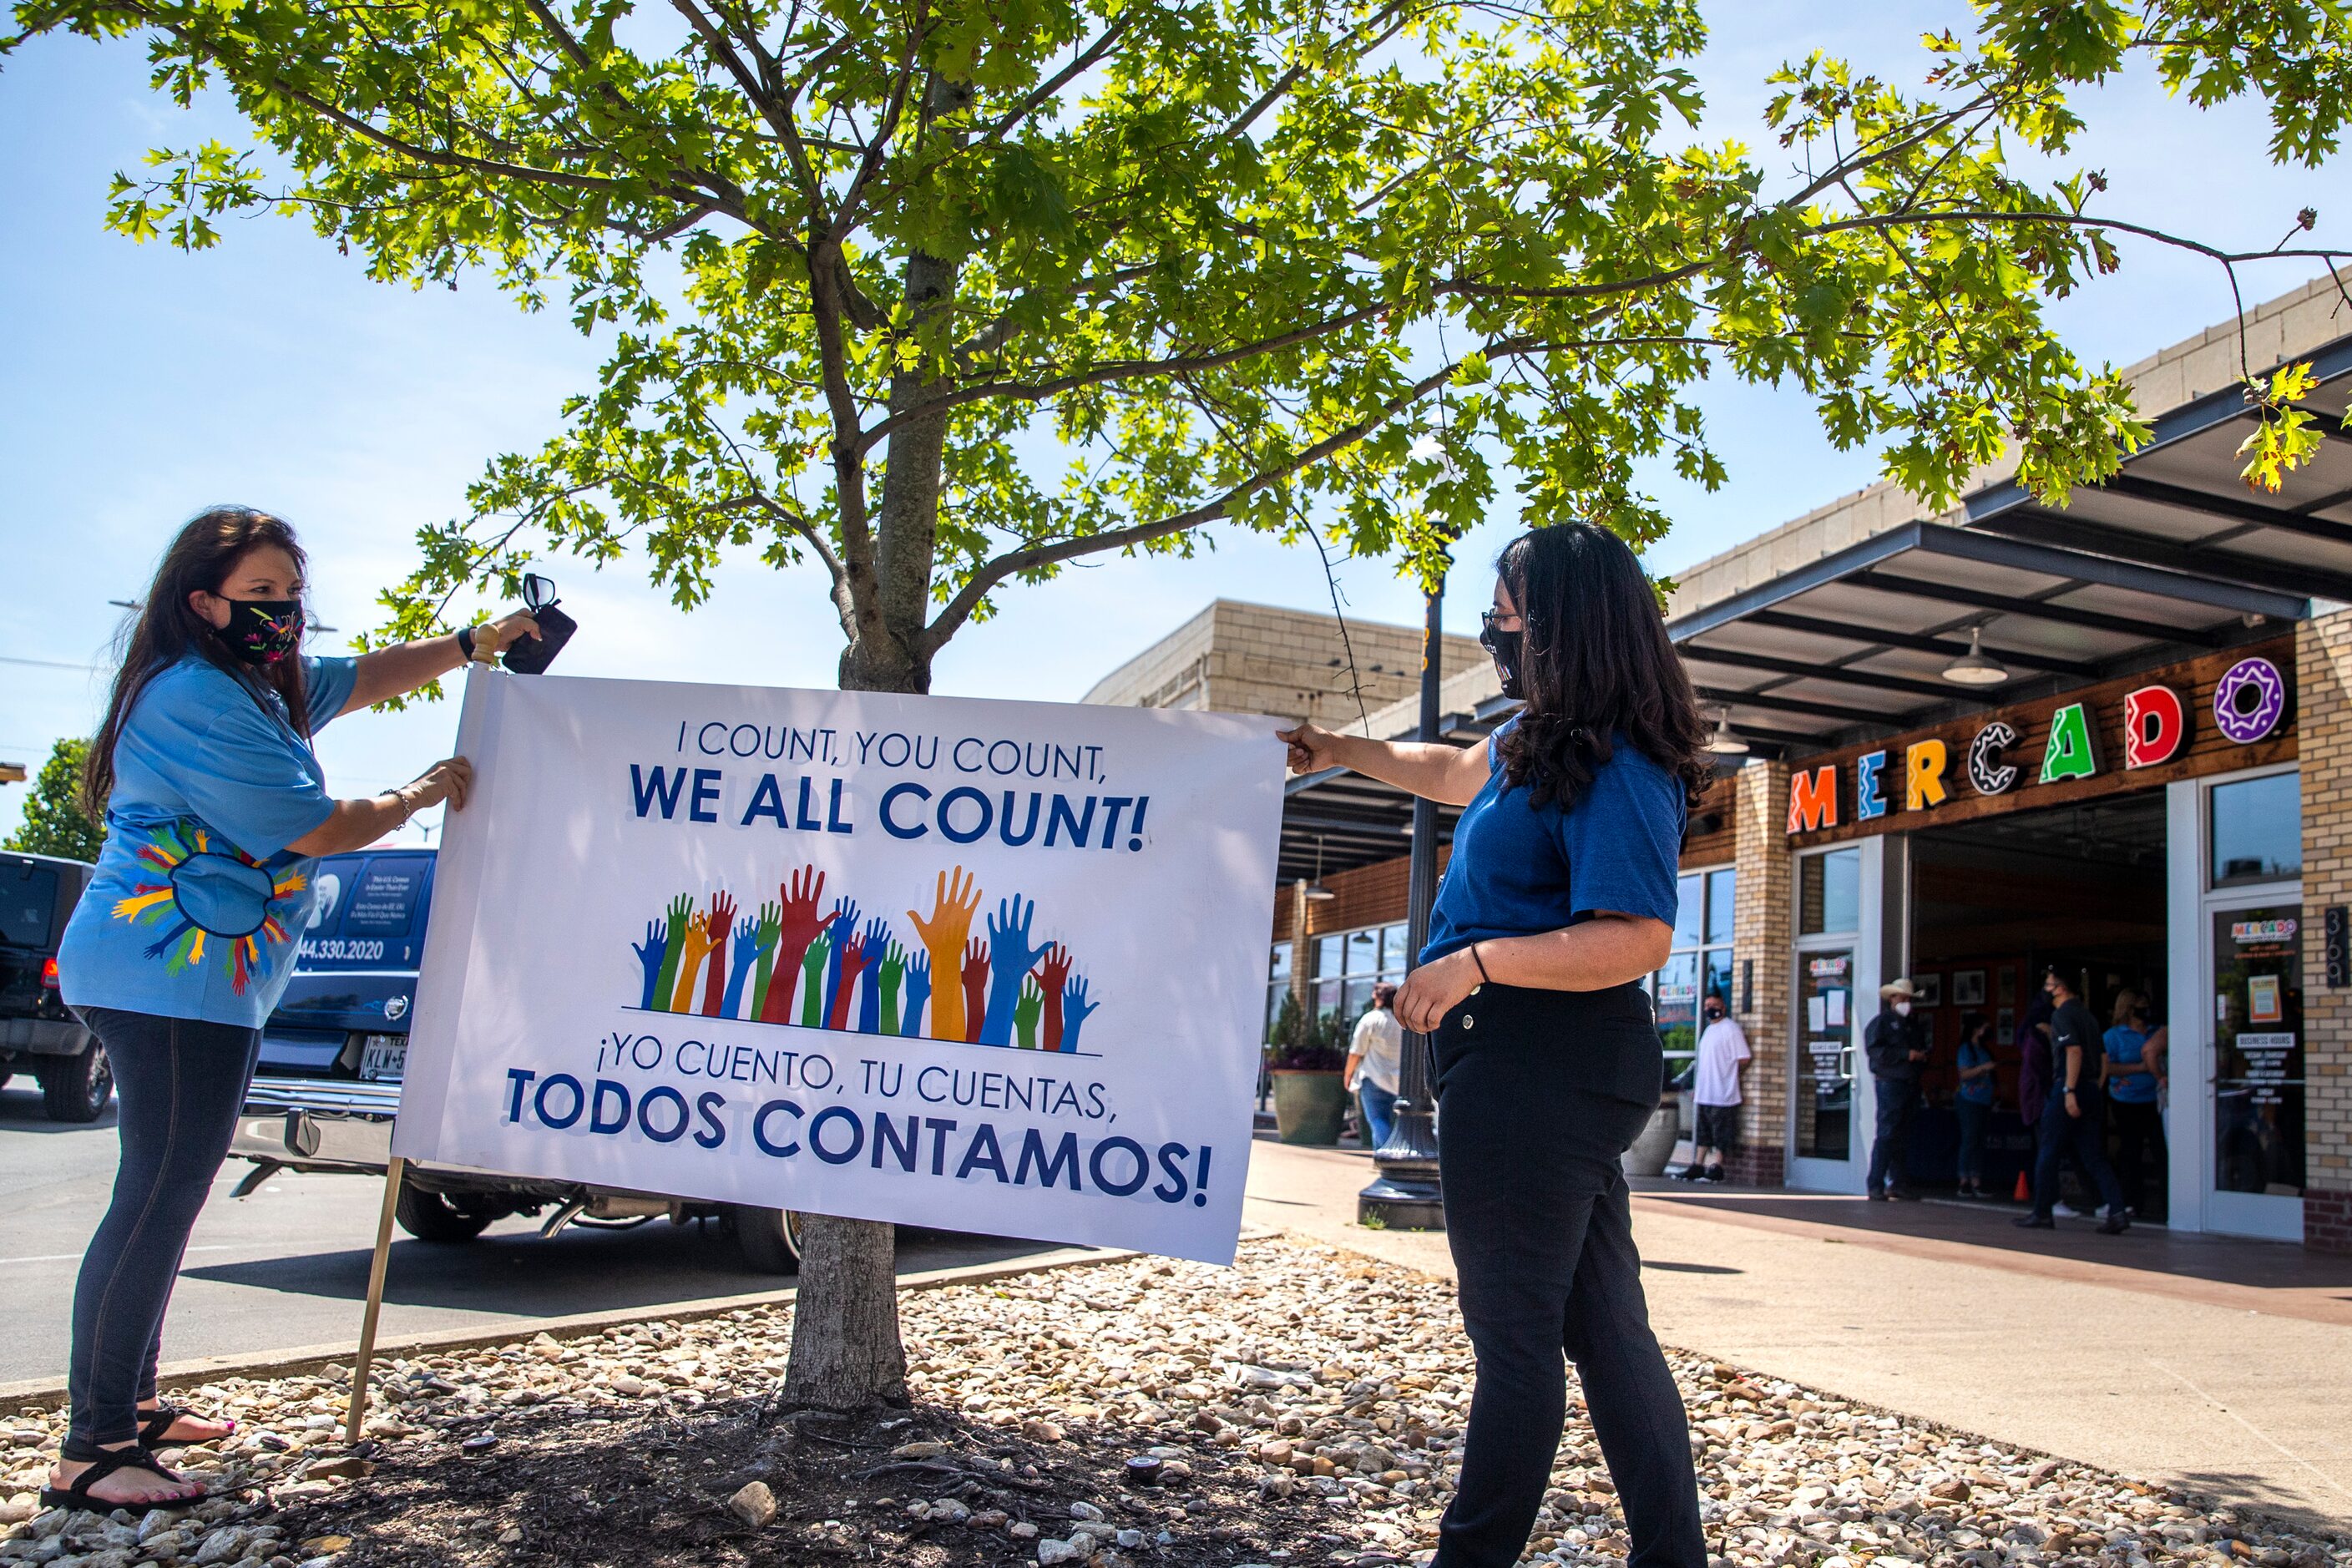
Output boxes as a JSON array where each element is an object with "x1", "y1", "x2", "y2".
[
  {"x1": 1038, "y1": 943, "x2": 1073, "y2": 1052},
  {"x1": 746, "y1": 900, "x2": 783, "y2": 1019},
  {"x1": 1014, "y1": 976, "x2": 1044, "y2": 1050},
  {"x1": 669, "y1": 900, "x2": 719, "y2": 1013},
  {"x1": 821, "y1": 898, "x2": 861, "y2": 1028},
  {"x1": 901, "y1": 950, "x2": 932, "y2": 1039},
  {"x1": 800, "y1": 932, "x2": 831, "y2": 1029},
  {"x1": 1061, "y1": 974, "x2": 1101, "y2": 1054},
  {"x1": 876, "y1": 942, "x2": 907, "y2": 1037},
  {"x1": 632, "y1": 918, "x2": 670, "y2": 1012},
  {"x1": 698, "y1": 891, "x2": 738, "y2": 1017},
  {"x1": 651, "y1": 893, "x2": 694, "y2": 1011},
  {"x1": 828, "y1": 922, "x2": 867, "y2": 1031},
  {"x1": 906, "y1": 867, "x2": 982, "y2": 1043},
  {"x1": 979, "y1": 896, "x2": 1048, "y2": 1046},
  {"x1": 721, "y1": 913, "x2": 768, "y2": 1019},
  {"x1": 761, "y1": 867, "x2": 827, "y2": 1024},
  {"x1": 959, "y1": 939, "x2": 990, "y2": 1044},
  {"x1": 853, "y1": 918, "x2": 891, "y2": 1034}
]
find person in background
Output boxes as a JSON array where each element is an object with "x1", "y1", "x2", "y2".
[
  {"x1": 1676, "y1": 995, "x2": 1749, "y2": 1182},
  {"x1": 1952, "y1": 1012, "x2": 1997, "y2": 1198},
  {"x1": 1864, "y1": 977, "x2": 1931, "y2": 1201},
  {"x1": 2016, "y1": 966, "x2": 2131, "y2": 1234},
  {"x1": 1345, "y1": 982, "x2": 1404, "y2": 1151},
  {"x1": 2102, "y1": 989, "x2": 2167, "y2": 1218},
  {"x1": 45, "y1": 508, "x2": 537, "y2": 1514}
]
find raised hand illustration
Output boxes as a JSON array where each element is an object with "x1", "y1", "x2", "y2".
[
  {"x1": 720, "y1": 913, "x2": 768, "y2": 1019},
  {"x1": 853, "y1": 918, "x2": 891, "y2": 1034},
  {"x1": 668, "y1": 899, "x2": 720, "y2": 1013},
  {"x1": 631, "y1": 917, "x2": 670, "y2": 1012},
  {"x1": 746, "y1": 900, "x2": 783, "y2": 1019},
  {"x1": 697, "y1": 891, "x2": 738, "y2": 1017},
  {"x1": 799, "y1": 932, "x2": 832, "y2": 1029},
  {"x1": 760, "y1": 867, "x2": 828, "y2": 1024},
  {"x1": 1061, "y1": 974, "x2": 1102, "y2": 1054},
  {"x1": 906, "y1": 867, "x2": 982, "y2": 1042},
  {"x1": 827, "y1": 922, "x2": 868, "y2": 1031},
  {"x1": 875, "y1": 942, "x2": 908, "y2": 1037},
  {"x1": 1014, "y1": 976, "x2": 1044, "y2": 1050},
  {"x1": 821, "y1": 898, "x2": 861, "y2": 1027},
  {"x1": 900, "y1": 950, "x2": 932, "y2": 1039},
  {"x1": 979, "y1": 895, "x2": 1049, "y2": 1046},
  {"x1": 1038, "y1": 943, "x2": 1073, "y2": 1053},
  {"x1": 651, "y1": 893, "x2": 694, "y2": 1011},
  {"x1": 959, "y1": 939, "x2": 990, "y2": 1044}
]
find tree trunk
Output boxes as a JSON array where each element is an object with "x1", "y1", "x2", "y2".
[{"x1": 781, "y1": 1212, "x2": 909, "y2": 1410}]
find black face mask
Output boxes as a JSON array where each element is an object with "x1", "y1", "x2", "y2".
[
  {"x1": 214, "y1": 598, "x2": 306, "y2": 666},
  {"x1": 1479, "y1": 621, "x2": 1525, "y2": 700}
]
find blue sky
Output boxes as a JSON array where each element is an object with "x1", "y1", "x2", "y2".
[{"x1": 0, "y1": 2, "x2": 2337, "y2": 845}]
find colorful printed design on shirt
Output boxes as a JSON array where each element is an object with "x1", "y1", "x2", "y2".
[{"x1": 109, "y1": 822, "x2": 309, "y2": 994}]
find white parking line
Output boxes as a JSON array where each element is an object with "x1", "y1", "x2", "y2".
[{"x1": 0, "y1": 1244, "x2": 240, "y2": 1268}]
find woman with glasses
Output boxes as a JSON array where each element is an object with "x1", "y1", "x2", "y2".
[
  {"x1": 1279, "y1": 522, "x2": 1709, "y2": 1568},
  {"x1": 45, "y1": 508, "x2": 537, "y2": 1513}
]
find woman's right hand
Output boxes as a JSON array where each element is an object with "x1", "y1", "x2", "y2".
[
  {"x1": 1275, "y1": 721, "x2": 1345, "y2": 774},
  {"x1": 402, "y1": 756, "x2": 475, "y2": 812}
]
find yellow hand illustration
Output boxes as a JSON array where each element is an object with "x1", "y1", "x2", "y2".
[
  {"x1": 906, "y1": 866, "x2": 982, "y2": 1041},
  {"x1": 670, "y1": 907, "x2": 720, "y2": 1013}
]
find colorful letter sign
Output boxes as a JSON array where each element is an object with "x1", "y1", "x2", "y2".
[
  {"x1": 2213, "y1": 657, "x2": 2287, "y2": 744},
  {"x1": 1904, "y1": 741, "x2": 1949, "y2": 811},
  {"x1": 1789, "y1": 765, "x2": 1839, "y2": 833},
  {"x1": 2123, "y1": 685, "x2": 2186, "y2": 769},
  {"x1": 2040, "y1": 703, "x2": 2097, "y2": 783},
  {"x1": 1967, "y1": 721, "x2": 2020, "y2": 796},
  {"x1": 1854, "y1": 751, "x2": 1889, "y2": 820}
]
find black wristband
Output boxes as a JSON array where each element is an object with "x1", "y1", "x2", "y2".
[
  {"x1": 1469, "y1": 942, "x2": 1491, "y2": 984},
  {"x1": 456, "y1": 625, "x2": 477, "y2": 661}
]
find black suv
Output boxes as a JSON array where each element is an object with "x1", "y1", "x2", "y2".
[{"x1": 0, "y1": 851, "x2": 113, "y2": 1121}]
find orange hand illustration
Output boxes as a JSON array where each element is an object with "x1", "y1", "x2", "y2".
[
  {"x1": 908, "y1": 867, "x2": 983, "y2": 1041},
  {"x1": 698, "y1": 891, "x2": 738, "y2": 1017},
  {"x1": 669, "y1": 903, "x2": 719, "y2": 1012}
]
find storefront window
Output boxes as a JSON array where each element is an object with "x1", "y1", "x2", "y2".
[
  {"x1": 1266, "y1": 941, "x2": 1292, "y2": 1042},
  {"x1": 1308, "y1": 921, "x2": 1410, "y2": 1023},
  {"x1": 1799, "y1": 847, "x2": 1860, "y2": 936},
  {"x1": 1651, "y1": 867, "x2": 1735, "y2": 1077},
  {"x1": 2212, "y1": 905, "x2": 2304, "y2": 1196},
  {"x1": 2210, "y1": 772, "x2": 2300, "y2": 888},
  {"x1": 1795, "y1": 950, "x2": 1854, "y2": 1159}
]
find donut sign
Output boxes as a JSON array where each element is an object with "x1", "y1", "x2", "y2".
[{"x1": 2213, "y1": 656, "x2": 2288, "y2": 745}]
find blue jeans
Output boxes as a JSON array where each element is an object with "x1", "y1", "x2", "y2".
[
  {"x1": 2031, "y1": 1091, "x2": 2127, "y2": 1220},
  {"x1": 1357, "y1": 1081, "x2": 1400, "y2": 1151},
  {"x1": 1868, "y1": 1076, "x2": 1919, "y2": 1193},
  {"x1": 1955, "y1": 1098, "x2": 1990, "y2": 1184}
]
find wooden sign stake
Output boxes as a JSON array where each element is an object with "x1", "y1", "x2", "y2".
[{"x1": 345, "y1": 1155, "x2": 407, "y2": 1444}]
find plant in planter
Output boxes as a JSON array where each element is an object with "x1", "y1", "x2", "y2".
[{"x1": 1266, "y1": 993, "x2": 1351, "y2": 1146}]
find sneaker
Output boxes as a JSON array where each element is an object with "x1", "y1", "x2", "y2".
[
  {"x1": 1702, "y1": 1166, "x2": 1727, "y2": 1183},
  {"x1": 2097, "y1": 1211, "x2": 2131, "y2": 1235},
  {"x1": 2013, "y1": 1215, "x2": 2056, "y2": 1230},
  {"x1": 1670, "y1": 1166, "x2": 1702, "y2": 1182},
  {"x1": 1888, "y1": 1186, "x2": 1920, "y2": 1201},
  {"x1": 2055, "y1": 1201, "x2": 2089, "y2": 1219},
  {"x1": 1866, "y1": 1189, "x2": 1890, "y2": 1202}
]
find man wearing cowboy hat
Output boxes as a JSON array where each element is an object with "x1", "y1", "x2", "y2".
[{"x1": 1864, "y1": 978, "x2": 1933, "y2": 1200}]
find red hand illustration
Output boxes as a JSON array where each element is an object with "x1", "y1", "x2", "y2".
[
  {"x1": 699, "y1": 891, "x2": 737, "y2": 1016},
  {"x1": 760, "y1": 865, "x2": 827, "y2": 1024},
  {"x1": 828, "y1": 927, "x2": 867, "y2": 1031},
  {"x1": 959, "y1": 938, "x2": 990, "y2": 1044},
  {"x1": 1038, "y1": 943, "x2": 1073, "y2": 1053}
]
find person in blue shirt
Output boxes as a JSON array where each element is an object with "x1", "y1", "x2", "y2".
[
  {"x1": 2102, "y1": 989, "x2": 2167, "y2": 1218},
  {"x1": 1952, "y1": 1012, "x2": 1998, "y2": 1198},
  {"x1": 1279, "y1": 523, "x2": 1709, "y2": 1568},
  {"x1": 46, "y1": 508, "x2": 539, "y2": 1514}
]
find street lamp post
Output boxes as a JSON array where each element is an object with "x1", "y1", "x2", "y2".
[{"x1": 1357, "y1": 576, "x2": 1446, "y2": 1229}]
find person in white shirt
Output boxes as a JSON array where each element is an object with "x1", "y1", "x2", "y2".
[
  {"x1": 1345, "y1": 984, "x2": 1404, "y2": 1150},
  {"x1": 1676, "y1": 997, "x2": 1750, "y2": 1183}
]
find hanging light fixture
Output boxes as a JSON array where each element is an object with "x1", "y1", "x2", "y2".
[
  {"x1": 1703, "y1": 707, "x2": 1751, "y2": 756},
  {"x1": 1302, "y1": 835, "x2": 1337, "y2": 901},
  {"x1": 1942, "y1": 625, "x2": 2011, "y2": 686}
]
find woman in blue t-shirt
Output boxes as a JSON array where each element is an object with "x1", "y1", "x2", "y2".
[
  {"x1": 1952, "y1": 1013, "x2": 1998, "y2": 1198},
  {"x1": 2102, "y1": 989, "x2": 2167, "y2": 1217},
  {"x1": 47, "y1": 508, "x2": 538, "y2": 1513},
  {"x1": 1280, "y1": 523, "x2": 1709, "y2": 1568}
]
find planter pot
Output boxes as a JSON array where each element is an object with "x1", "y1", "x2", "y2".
[
  {"x1": 1271, "y1": 1070, "x2": 1348, "y2": 1146},
  {"x1": 1621, "y1": 1101, "x2": 1682, "y2": 1177}
]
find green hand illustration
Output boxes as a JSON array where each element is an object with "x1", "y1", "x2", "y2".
[
  {"x1": 877, "y1": 941, "x2": 907, "y2": 1037},
  {"x1": 800, "y1": 932, "x2": 832, "y2": 1029},
  {"x1": 651, "y1": 893, "x2": 694, "y2": 1012},
  {"x1": 1014, "y1": 975, "x2": 1044, "y2": 1050},
  {"x1": 748, "y1": 899, "x2": 783, "y2": 1019}
]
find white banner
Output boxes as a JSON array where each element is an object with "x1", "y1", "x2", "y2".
[{"x1": 393, "y1": 669, "x2": 1285, "y2": 1263}]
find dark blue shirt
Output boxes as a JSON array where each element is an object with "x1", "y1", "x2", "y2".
[{"x1": 1423, "y1": 719, "x2": 1684, "y2": 965}]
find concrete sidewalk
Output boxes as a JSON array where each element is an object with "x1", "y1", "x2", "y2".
[{"x1": 1242, "y1": 1135, "x2": 2352, "y2": 1533}]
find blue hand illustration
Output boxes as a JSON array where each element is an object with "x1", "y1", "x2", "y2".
[
  {"x1": 900, "y1": 950, "x2": 932, "y2": 1039},
  {"x1": 1061, "y1": 974, "x2": 1101, "y2": 1054},
  {"x1": 979, "y1": 894, "x2": 1048, "y2": 1046},
  {"x1": 632, "y1": 917, "x2": 670, "y2": 1011},
  {"x1": 721, "y1": 914, "x2": 766, "y2": 1019},
  {"x1": 853, "y1": 917, "x2": 891, "y2": 1034},
  {"x1": 821, "y1": 897, "x2": 861, "y2": 1023}
]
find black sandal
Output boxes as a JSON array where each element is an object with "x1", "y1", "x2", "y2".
[
  {"x1": 38, "y1": 1445, "x2": 205, "y2": 1515},
  {"x1": 137, "y1": 1403, "x2": 234, "y2": 1451}
]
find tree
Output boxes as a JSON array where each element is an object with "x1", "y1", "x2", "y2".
[
  {"x1": 10, "y1": 0, "x2": 2348, "y2": 1408},
  {"x1": 3, "y1": 739, "x2": 104, "y2": 863}
]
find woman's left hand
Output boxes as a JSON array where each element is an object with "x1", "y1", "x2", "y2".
[
  {"x1": 1394, "y1": 947, "x2": 1483, "y2": 1034},
  {"x1": 470, "y1": 612, "x2": 543, "y2": 665}
]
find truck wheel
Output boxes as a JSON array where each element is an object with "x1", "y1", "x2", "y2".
[
  {"x1": 39, "y1": 1040, "x2": 113, "y2": 1123},
  {"x1": 729, "y1": 1206, "x2": 802, "y2": 1274},
  {"x1": 395, "y1": 1181, "x2": 494, "y2": 1243}
]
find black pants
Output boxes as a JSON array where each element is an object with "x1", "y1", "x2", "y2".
[
  {"x1": 1432, "y1": 982, "x2": 1703, "y2": 1568},
  {"x1": 67, "y1": 1006, "x2": 260, "y2": 1449},
  {"x1": 1866, "y1": 1076, "x2": 1918, "y2": 1193},
  {"x1": 2031, "y1": 1091, "x2": 2127, "y2": 1221},
  {"x1": 2108, "y1": 1099, "x2": 2167, "y2": 1215}
]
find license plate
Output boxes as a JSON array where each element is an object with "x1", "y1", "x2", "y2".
[{"x1": 360, "y1": 1036, "x2": 408, "y2": 1082}]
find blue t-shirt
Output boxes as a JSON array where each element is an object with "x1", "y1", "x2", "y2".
[
  {"x1": 59, "y1": 654, "x2": 358, "y2": 1027},
  {"x1": 2103, "y1": 1025, "x2": 2158, "y2": 1104},
  {"x1": 1424, "y1": 720, "x2": 1684, "y2": 964},
  {"x1": 1956, "y1": 1038, "x2": 1995, "y2": 1105}
]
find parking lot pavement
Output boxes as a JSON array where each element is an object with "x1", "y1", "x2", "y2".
[{"x1": 0, "y1": 1082, "x2": 1055, "y2": 1387}]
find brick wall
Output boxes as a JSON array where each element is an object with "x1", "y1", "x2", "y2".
[
  {"x1": 2297, "y1": 612, "x2": 2352, "y2": 1253},
  {"x1": 1727, "y1": 761, "x2": 1793, "y2": 1185}
]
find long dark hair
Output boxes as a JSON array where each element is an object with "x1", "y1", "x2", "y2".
[
  {"x1": 1491, "y1": 523, "x2": 1711, "y2": 812},
  {"x1": 83, "y1": 508, "x2": 313, "y2": 816}
]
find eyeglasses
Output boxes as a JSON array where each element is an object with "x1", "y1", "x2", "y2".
[
  {"x1": 1479, "y1": 608, "x2": 1524, "y2": 635},
  {"x1": 523, "y1": 572, "x2": 559, "y2": 612}
]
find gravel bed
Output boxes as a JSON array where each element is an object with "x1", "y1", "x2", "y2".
[{"x1": 3, "y1": 1236, "x2": 2344, "y2": 1568}]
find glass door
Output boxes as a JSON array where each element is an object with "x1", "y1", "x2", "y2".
[
  {"x1": 1795, "y1": 951, "x2": 1855, "y2": 1161},
  {"x1": 1789, "y1": 844, "x2": 1869, "y2": 1192},
  {"x1": 2206, "y1": 901, "x2": 2305, "y2": 1238}
]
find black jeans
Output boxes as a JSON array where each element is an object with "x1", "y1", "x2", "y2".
[
  {"x1": 1866, "y1": 1075, "x2": 1918, "y2": 1193},
  {"x1": 66, "y1": 1006, "x2": 260, "y2": 1449},
  {"x1": 2031, "y1": 1091, "x2": 2127, "y2": 1221},
  {"x1": 2108, "y1": 1099, "x2": 2167, "y2": 1215},
  {"x1": 1432, "y1": 982, "x2": 1703, "y2": 1568}
]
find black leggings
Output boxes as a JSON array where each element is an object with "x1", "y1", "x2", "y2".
[
  {"x1": 66, "y1": 1006, "x2": 260, "y2": 1450},
  {"x1": 1432, "y1": 983, "x2": 1704, "y2": 1568}
]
